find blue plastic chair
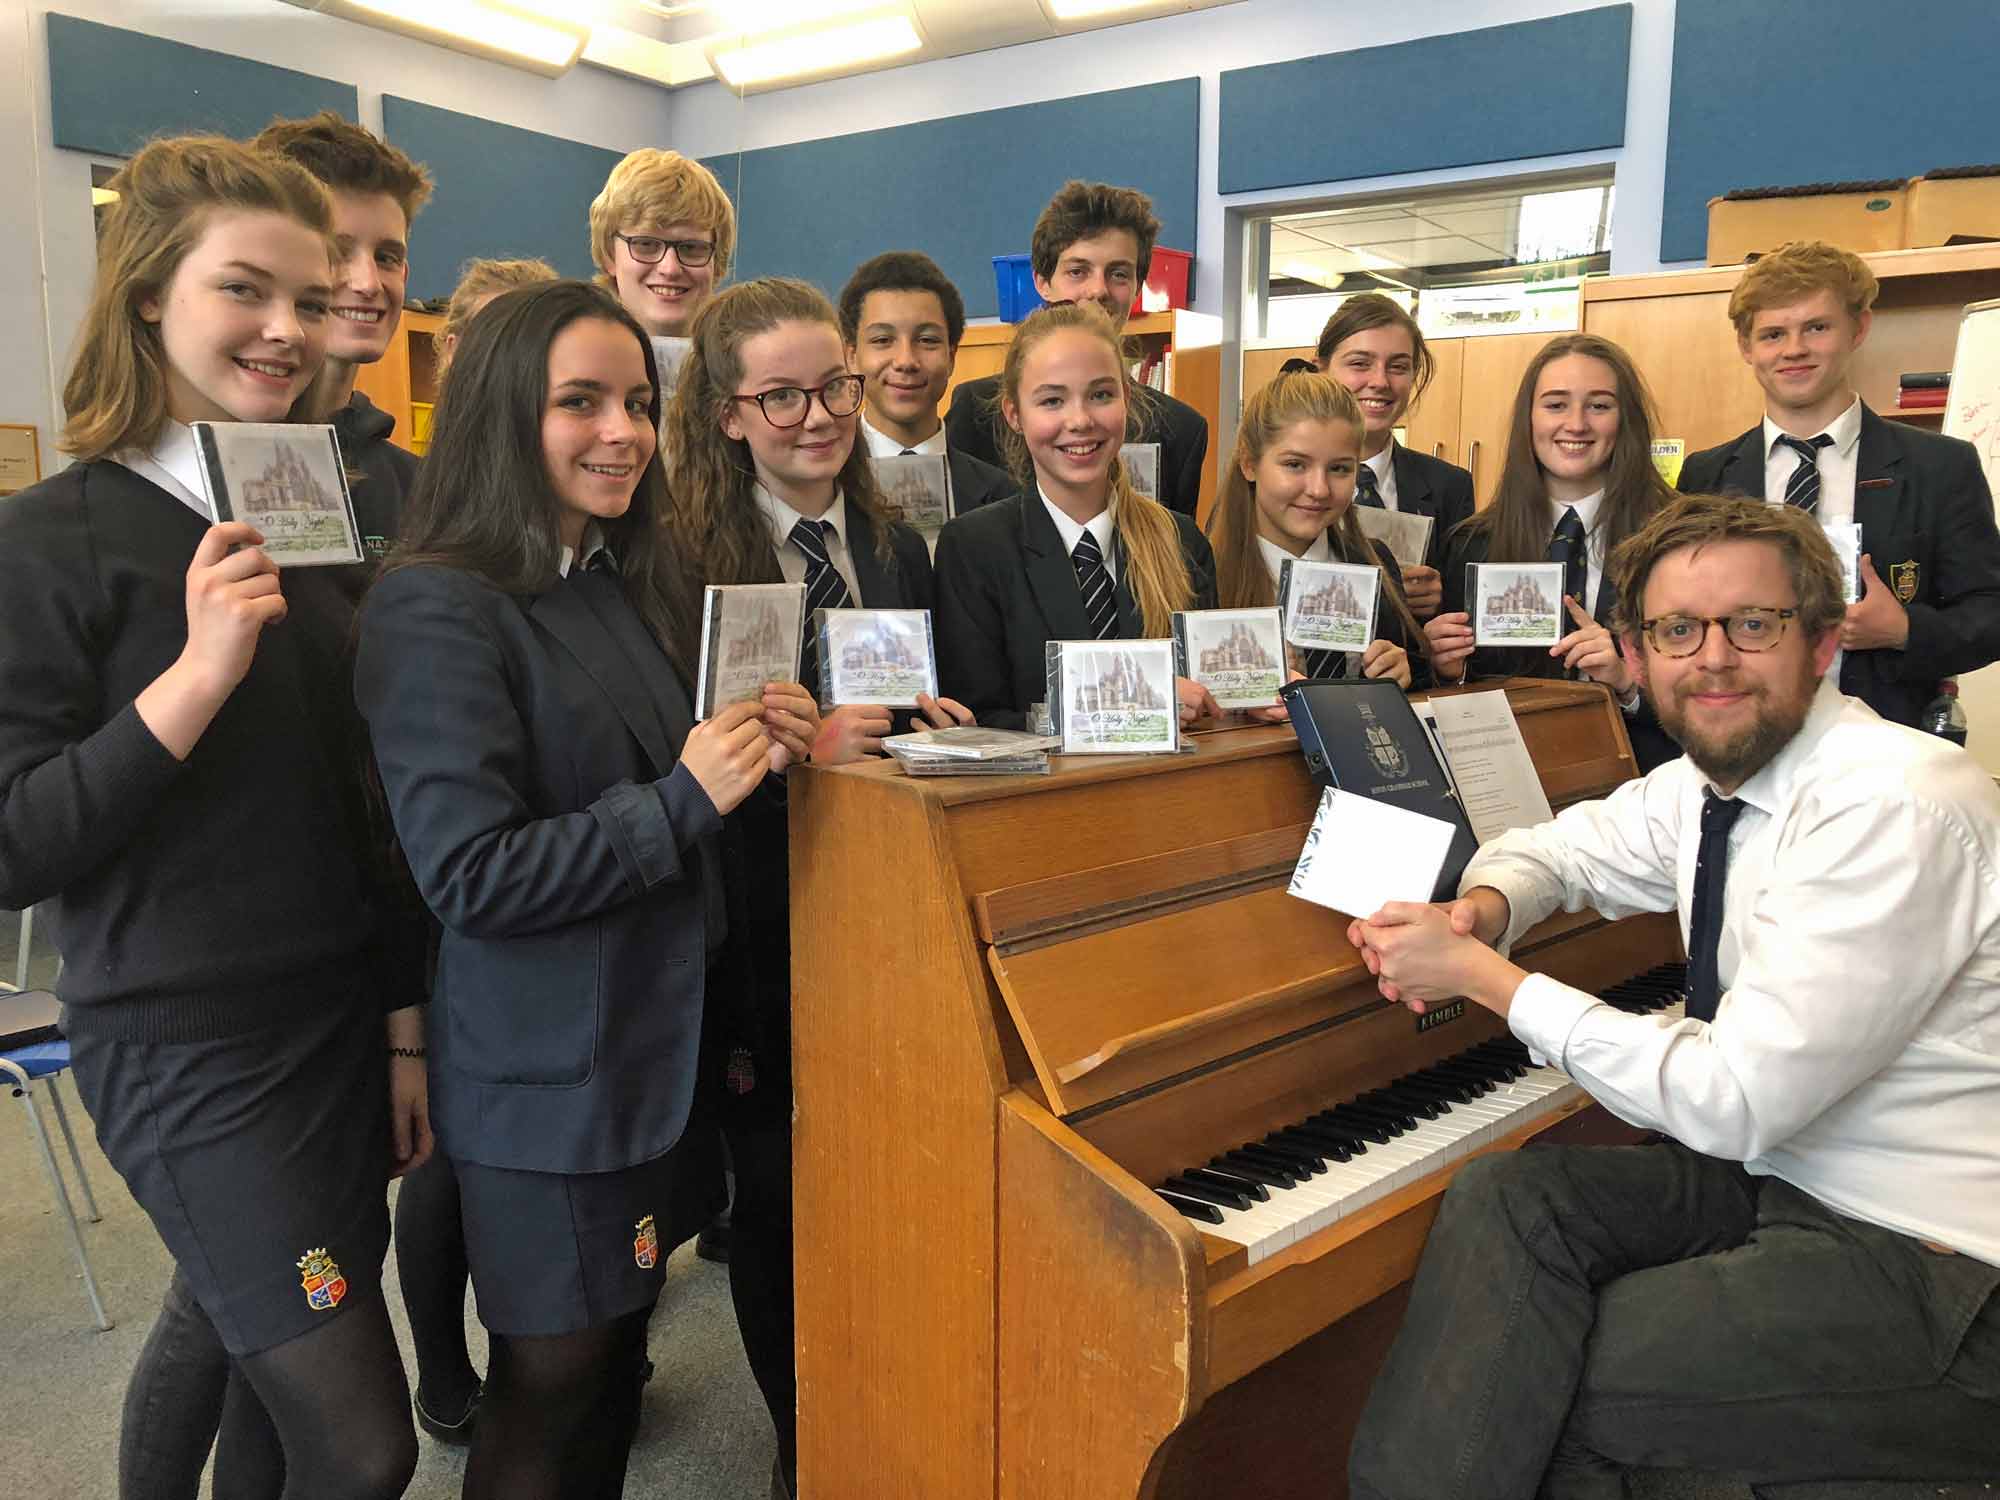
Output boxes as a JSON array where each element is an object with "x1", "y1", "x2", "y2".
[{"x1": 1, "y1": 988, "x2": 112, "y2": 1331}]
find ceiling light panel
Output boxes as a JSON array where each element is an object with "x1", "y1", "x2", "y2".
[
  {"x1": 281, "y1": 0, "x2": 588, "y2": 76},
  {"x1": 706, "y1": 6, "x2": 926, "y2": 93}
]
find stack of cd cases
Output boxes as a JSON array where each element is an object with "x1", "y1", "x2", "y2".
[{"x1": 881, "y1": 725, "x2": 1060, "y2": 777}]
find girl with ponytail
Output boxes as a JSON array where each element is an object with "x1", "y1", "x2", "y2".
[
  {"x1": 933, "y1": 300, "x2": 1220, "y2": 729},
  {"x1": 1210, "y1": 370, "x2": 1421, "y2": 689}
]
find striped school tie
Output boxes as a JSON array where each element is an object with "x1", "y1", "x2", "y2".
[
  {"x1": 1776, "y1": 433, "x2": 1834, "y2": 515},
  {"x1": 1072, "y1": 532, "x2": 1120, "y2": 640},
  {"x1": 1548, "y1": 506, "x2": 1588, "y2": 609},
  {"x1": 1354, "y1": 464, "x2": 1385, "y2": 509},
  {"x1": 791, "y1": 517, "x2": 854, "y2": 693},
  {"x1": 1302, "y1": 646, "x2": 1349, "y2": 681}
]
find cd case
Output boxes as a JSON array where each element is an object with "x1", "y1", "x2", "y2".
[
  {"x1": 190, "y1": 422, "x2": 362, "y2": 567},
  {"x1": 1469, "y1": 562, "x2": 1566, "y2": 647},
  {"x1": 1172, "y1": 607, "x2": 1285, "y2": 709},
  {"x1": 813, "y1": 607, "x2": 938, "y2": 707},
  {"x1": 1120, "y1": 442, "x2": 1161, "y2": 501},
  {"x1": 1278, "y1": 557, "x2": 1381, "y2": 653},
  {"x1": 1822, "y1": 521, "x2": 1864, "y2": 604},
  {"x1": 881, "y1": 725, "x2": 1058, "y2": 759},
  {"x1": 873, "y1": 453, "x2": 951, "y2": 532},
  {"x1": 694, "y1": 582, "x2": 806, "y2": 719},
  {"x1": 1354, "y1": 506, "x2": 1434, "y2": 572},
  {"x1": 1045, "y1": 638, "x2": 1179, "y2": 755}
]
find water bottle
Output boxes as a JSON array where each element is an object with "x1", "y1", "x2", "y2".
[{"x1": 1920, "y1": 679, "x2": 1968, "y2": 747}]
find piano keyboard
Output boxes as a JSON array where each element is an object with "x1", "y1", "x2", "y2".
[{"x1": 1154, "y1": 963, "x2": 1688, "y2": 1265}]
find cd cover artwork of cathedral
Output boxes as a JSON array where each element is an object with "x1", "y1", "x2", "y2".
[{"x1": 191, "y1": 422, "x2": 362, "y2": 567}]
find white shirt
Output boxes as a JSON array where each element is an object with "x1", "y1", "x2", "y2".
[
  {"x1": 111, "y1": 420, "x2": 210, "y2": 521},
  {"x1": 1362, "y1": 443, "x2": 1401, "y2": 512},
  {"x1": 1039, "y1": 489, "x2": 1119, "y2": 583},
  {"x1": 556, "y1": 522, "x2": 609, "y2": 578},
  {"x1": 756, "y1": 483, "x2": 864, "y2": 605},
  {"x1": 1255, "y1": 529, "x2": 1332, "y2": 592},
  {"x1": 860, "y1": 415, "x2": 946, "y2": 460},
  {"x1": 1547, "y1": 488, "x2": 1606, "y2": 618},
  {"x1": 1467, "y1": 678, "x2": 2000, "y2": 1265},
  {"x1": 1761, "y1": 396, "x2": 1863, "y2": 526}
]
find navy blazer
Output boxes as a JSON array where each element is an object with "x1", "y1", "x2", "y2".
[
  {"x1": 932, "y1": 491, "x2": 1218, "y2": 729},
  {"x1": 948, "y1": 447, "x2": 1015, "y2": 517},
  {"x1": 1388, "y1": 442, "x2": 1478, "y2": 573},
  {"x1": 945, "y1": 375, "x2": 1211, "y2": 519},
  {"x1": 1439, "y1": 519, "x2": 1680, "y2": 772},
  {"x1": 355, "y1": 562, "x2": 723, "y2": 1176},
  {"x1": 1677, "y1": 406, "x2": 2000, "y2": 727}
]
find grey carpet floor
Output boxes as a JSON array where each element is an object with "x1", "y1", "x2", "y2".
[{"x1": 1, "y1": 912, "x2": 773, "y2": 1497}]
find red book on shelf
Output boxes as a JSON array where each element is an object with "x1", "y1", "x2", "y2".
[{"x1": 1897, "y1": 387, "x2": 1949, "y2": 409}]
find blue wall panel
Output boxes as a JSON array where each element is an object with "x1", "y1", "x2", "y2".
[
  {"x1": 700, "y1": 78, "x2": 1200, "y2": 320},
  {"x1": 46, "y1": 13, "x2": 356, "y2": 158},
  {"x1": 382, "y1": 98, "x2": 625, "y2": 304},
  {"x1": 1663, "y1": 0, "x2": 2000, "y2": 263},
  {"x1": 1218, "y1": 6, "x2": 1631, "y2": 196}
]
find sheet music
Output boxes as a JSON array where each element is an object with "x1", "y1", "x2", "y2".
[{"x1": 1426, "y1": 691, "x2": 1554, "y2": 844}]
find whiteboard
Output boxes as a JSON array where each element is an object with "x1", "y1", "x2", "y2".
[{"x1": 1942, "y1": 299, "x2": 2000, "y2": 775}]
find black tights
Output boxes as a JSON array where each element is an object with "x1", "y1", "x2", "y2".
[
  {"x1": 462, "y1": 1305, "x2": 651, "y2": 1500},
  {"x1": 392, "y1": 1150, "x2": 481, "y2": 1416},
  {"x1": 118, "y1": 1273, "x2": 414, "y2": 1500},
  {"x1": 724, "y1": 1119, "x2": 795, "y2": 1492}
]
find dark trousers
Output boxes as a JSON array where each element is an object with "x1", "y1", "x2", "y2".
[
  {"x1": 723, "y1": 1115, "x2": 795, "y2": 1490},
  {"x1": 1349, "y1": 1144, "x2": 2000, "y2": 1500}
]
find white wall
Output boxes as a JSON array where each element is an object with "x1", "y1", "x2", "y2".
[
  {"x1": 666, "y1": 0, "x2": 1691, "y2": 319},
  {"x1": 0, "y1": 0, "x2": 674, "y2": 475}
]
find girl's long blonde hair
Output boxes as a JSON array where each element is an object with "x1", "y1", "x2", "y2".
[
  {"x1": 996, "y1": 301, "x2": 1192, "y2": 636},
  {"x1": 62, "y1": 136, "x2": 332, "y2": 461},
  {"x1": 1210, "y1": 371, "x2": 1424, "y2": 649}
]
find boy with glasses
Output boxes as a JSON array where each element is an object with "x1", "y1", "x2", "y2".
[
  {"x1": 1677, "y1": 239, "x2": 2000, "y2": 727},
  {"x1": 590, "y1": 148, "x2": 736, "y2": 399},
  {"x1": 1344, "y1": 494, "x2": 2000, "y2": 1498}
]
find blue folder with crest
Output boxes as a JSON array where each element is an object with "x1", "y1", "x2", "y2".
[{"x1": 1279, "y1": 679, "x2": 1477, "y2": 901}]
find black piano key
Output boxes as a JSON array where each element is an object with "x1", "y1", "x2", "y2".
[
  {"x1": 1240, "y1": 1140, "x2": 1326, "y2": 1174},
  {"x1": 1211, "y1": 1154, "x2": 1300, "y2": 1190},
  {"x1": 1158, "y1": 1190, "x2": 1225, "y2": 1225},
  {"x1": 1425, "y1": 1063, "x2": 1498, "y2": 1094},
  {"x1": 1434, "y1": 1060, "x2": 1507, "y2": 1089},
  {"x1": 1399, "y1": 1072, "x2": 1478, "y2": 1105},
  {"x1": 1274, "y1": 1125, "x2": 1359, "y2": 1161},
  {"x1": 1379, "y1": 1078, "x2": 1460, "y2": 1112},
  {"x1": 1322, "y1": 1104, "x2": 1408, "y2": 1137},
  {"x1": 1162, "y1": 1174, "x2": 1252, "y2": 1212},
  {"x1": 1343, "y1": 1097, "x2": 1420, "y2": 1130},
  {"x1": 1358, "y1": 1086, "x2": 1445, "y2": 1120},
  {"x1": 1462, "y1": 1045, "x2": 1527, "y2": 1079},
  {"x1": 1310, "y1": 1109, "x2": 1393, "y2": 1145},
  {"x1": 1336, "y1": 1096, "x2": 1416, "y2": 1136},
  {"x1": 1182, "y1": 1167, "x2": 1270, "y2": 1202}
]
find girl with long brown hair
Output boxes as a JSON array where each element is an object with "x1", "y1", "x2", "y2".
[
  {"x1": 933, "y1": 299, "x2": 1220, "y2": 728},
  {"x1": 1313, "y1": 292, "x2": 1475, "y2": 618},
  {"x1": 0, "y1": 134, "x2": 425, "y2": 1498},
  {"x1": 660, "y1": 275, "x2": 956, "y2": 1499},
  {"x1": 1425, "y1": 332, "x2": 1680, "y2": 766},
  {"x1": 1210, "y1": 371, "x2": 1420, "y2": 688}
]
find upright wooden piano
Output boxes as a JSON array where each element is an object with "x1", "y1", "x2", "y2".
[{"x1": 789, "y1": 680, "x2": 1683, "y2": 1499}]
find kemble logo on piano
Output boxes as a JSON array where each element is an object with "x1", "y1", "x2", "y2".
[{"x1": 1415, "y1": 999, "x2": 1466, "y2": 1033}]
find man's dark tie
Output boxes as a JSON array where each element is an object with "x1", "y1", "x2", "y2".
[
  {"x1": 1776, "y1": 433, "x2": 1834, "y2": 514},
  {"x1": 791, "y1": 517, "x2": 853, "y2": 691},
  {"x1": 1685, "y1": 790, "x2": 1748, "y2": 1024},
  {"x1": 900, "y1": 447, "x2": 917, "y2": 456},
  {"x1": 1072, "y1": 532, "x2": 1120, "y2": 640},
  {"x1": 1354, "y1": 464, "x2": 1385, "y2": 510},
  {"x1": 1547, "y1": 506, "x2": 1588, "y2": 608}
]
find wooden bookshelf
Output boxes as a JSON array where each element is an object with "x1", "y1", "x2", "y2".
[{"x1": 351, "y1": 309, "x2": 444, "y2": 456}]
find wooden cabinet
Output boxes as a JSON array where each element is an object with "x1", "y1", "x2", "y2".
[
  {"x1": 1456, "y1": 333, "x2": 1546, "y2": 506},
  {"x1": 351, "y1": 309, "x2": 444, "y2": 455},
  {"x1": 1578, "y1": 243, "x2": 2000, "y2": 455},
  {"x1": 1400, "y1": 338, "x2": 1464, "y2": 470}
]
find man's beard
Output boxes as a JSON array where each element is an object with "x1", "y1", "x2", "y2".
[{"x1": 1653, "y1": 665, "x2": 1816, "y2": 788}]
